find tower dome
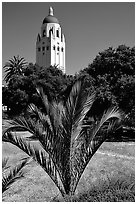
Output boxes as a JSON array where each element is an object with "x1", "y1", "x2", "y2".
[{"x1": 43, "y1": 7, "x2": 59, "y2": 24}]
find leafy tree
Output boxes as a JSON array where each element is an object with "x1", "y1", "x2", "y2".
[
  {"x1": 3, "y1": 81, "x2": 122, "y2": 201},
  {"x1": 2, "y1": 75, "x2": 29, "y2": 116},
  {"x1": 85, "y1": 45, "x2": 134, "y2": 78},
  {"x1": 3, "y1": 55, "x2": 27, "y2": 83},
  {"x1": 80, "y1": 45, "x2": 135, "y2": 127},
  {"x1": 3, "y1": 64, "x2": 73, "y2": 116}
]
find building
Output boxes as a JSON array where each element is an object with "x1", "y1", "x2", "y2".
[{"x1": 36, "y1": 7, "x2": 65, "y2": 73}]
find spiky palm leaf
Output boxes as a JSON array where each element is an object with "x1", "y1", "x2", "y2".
[
  {"x1": 3, "y1": 131, "x2": 65, "y2": 195},
  {"x1": 3, "y1": 55, "x2": 27, "y2": 83},
  {"x1": 2, "y1": 80, "x2": 123, "y2": 199},
  {"x1": 2, "y1": 157, "x2": 9, "y2": 170},
  {"x1": 2, "y1": 157, "x2": 29, "y2": 193},
  {"x1": 70, "y1": 107, "x2": 123, "y2": 194}
]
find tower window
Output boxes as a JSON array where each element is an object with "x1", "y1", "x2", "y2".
[
  {"x1": 56, "y1": 30, "x2": 59, "y2": 37},
  {"x1": 42, "y1": 46, "x2": 45, "y2": 51},
  {"x1": 47, "y1": 46, "x2": 49, "y2": 50},
  {"x1": 53, "y1": 45, "x2": 55, "y2": 50},
  {"x1": 57, "y1": 46, "x2": 60, "y2": 51},
  {"x1": 49, "y1": 27, "x2": 53, "y2": 35},
  {"x1": 61, "y1": 47, "x2": 64, "y2": 52},
  {"x1": 38, "y1": 47, "x2": 41, "y2": 52}
]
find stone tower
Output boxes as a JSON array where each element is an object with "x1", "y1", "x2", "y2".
[{"x1": 36, "y1": 7, "x2": 65, "y2": 73}]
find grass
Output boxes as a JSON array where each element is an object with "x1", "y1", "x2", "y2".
[
  {"x1": 2, "y1": 131, "x2": 135, "y2": 202},
  {"x1": 73, "y1": 175, "x2": 135, "y2": 202},
  {"x1": 56, "y1": 173, "x2": 135, "y2": 202}
]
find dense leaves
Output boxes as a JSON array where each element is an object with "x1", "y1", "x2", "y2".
[
  {"x1": 3, "y1": 45, "x2": 134, "y2": 127},
  {"x1": 3, "y1": 64, "x2": 72, "y2": 116},
  {"x1": 79, "y1": 45, "x2": 135, "y2": 127},
  {"x1": 3, "y1": 81, "x2": 122, "y2": 200}
]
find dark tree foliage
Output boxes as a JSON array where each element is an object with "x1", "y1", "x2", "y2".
[
  {"x1": 79, "y1": 45, "x2": 135, "y2": 127},
  {"x1": 3, "y1": 45, "x2": 134, "y2": 127},
  {"x1": 3, "y1": 64, "x2": 73, "y2": 116}
]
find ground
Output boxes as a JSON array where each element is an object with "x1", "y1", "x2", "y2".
[{"x1": 2, "y1": 132, "x2": 135, "y2": 202}]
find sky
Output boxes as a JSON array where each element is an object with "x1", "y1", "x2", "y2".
[{"x1": 2, "y1": 2, "x2": 135, "y2": 77}]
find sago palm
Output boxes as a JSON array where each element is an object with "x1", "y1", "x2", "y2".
[
  {"x1": 3, "y1": 55, "x2": 27, "y2": 83},
  {"x1": 2, "y1": 80, "x2": 123, "y2": 200}
]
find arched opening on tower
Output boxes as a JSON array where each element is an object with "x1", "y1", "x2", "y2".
[
  {"x1": 56, "y1": 30, "x2": 59, "y2": 38},
  {"x1": 43, "y1": 29, "x2": 46, "y2": 37},
  {"x1": 49, "y1": 27, "x2": 53, "y2": 36}
]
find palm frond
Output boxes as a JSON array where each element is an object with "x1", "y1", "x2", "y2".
[
  {"x1": 3, "y1": 55, "x2": 27, "y2": 83},
  {"x1": 64, "y1": 80, "x2": 95, "y2": 143},
  {"x1": 88, "y1": 107, "x2": 123, "y2": 147},
  {"x1": 2, "y1": 131, "x2": 65, "y2": 196},
  {"x1": 32, "y1": 148, "x2": 65, "y2": 196},
  {"x1": 35, "y1": 88, "x2": 66, "y2": 143},
  {"x1": 28, "y1": 103, "x2": 53, "y2": 133},
  {"x1": 70, "y1": 107, "x2": 123, "y2": 194},
  {"x1": 36, "y1": 87, "x2": 50, "y2": 113},
  {"x1": 36, "y1": 87, "x2": 62, "y2": 136},
  {"x1": 2, "y1": 79, "x2": 123, "y2": 198},
  {"x1": 2, "y1": 117, "x2": 35, "y2": 136},
  {"x1": 2, "y1": 157, "x2": 9, "y2": 170},
  {"x1": 27, "y1": 104, "x2": 56, "y2": 152},
  {"x1": 2, "y1": 157, "x2": 29, "y2": 193}
]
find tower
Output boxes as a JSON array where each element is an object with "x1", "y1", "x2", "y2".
[{"x1": 36, "y1": 7, "x2": 65, "y2": 73}]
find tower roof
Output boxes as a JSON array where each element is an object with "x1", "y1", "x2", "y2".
[{"x1": 43, "y1": 7, "x2": 59, "y2": 24}]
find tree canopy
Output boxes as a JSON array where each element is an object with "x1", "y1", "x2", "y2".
[
  {"x1": 3, "y1": 63, "x2": 73, "y2": 116},
  {"x1": 3, "y1": 45, "x2": 135, "y2": 128},
  {"x1": 79, "y1": 45, "x2": 135, "y2": 126}
]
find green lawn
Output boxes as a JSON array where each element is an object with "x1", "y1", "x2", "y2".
[{"x1": 2, "y1": 132, "x2": 135, "y2": 202}]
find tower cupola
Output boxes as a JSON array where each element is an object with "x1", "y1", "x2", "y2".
[{"x1": 43, "y1": 7, "x2": 59, "y2": 24}]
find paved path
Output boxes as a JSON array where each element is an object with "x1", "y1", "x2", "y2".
[{"x1": 97, "y1": 150, "x2": 135, "y2": 160}]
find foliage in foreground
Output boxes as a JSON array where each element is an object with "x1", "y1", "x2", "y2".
[
  {"x1": 2, "y1": 157, "x2": 30, "y2": 193},
  {"x1": 3, "y1": 81, "x2": 123, "y2": 201}
]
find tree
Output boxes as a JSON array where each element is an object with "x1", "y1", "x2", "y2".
[
  {"x1": 3, "y1": 55, "x2": 27, "y2": 83},
  {"x1": 80, "y1": 45, "x2": 135, "y2": 127},
  {"x1": 2, "y1": 75, "x2": 30, "y2": 116},
  {"x1": 3, "y1": 64, "x2": 73, "y2": 116},
  {"x1": 3, "y1": 81, "x2": 122, "y2": 201}
]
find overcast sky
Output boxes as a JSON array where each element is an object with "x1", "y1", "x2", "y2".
[{"x1": 2, "y1": 2, "x2": 135, "y2": 76}]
